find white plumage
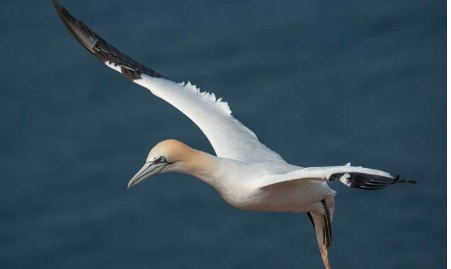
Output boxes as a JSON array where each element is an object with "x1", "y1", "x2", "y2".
[{"x1": 135, "y1": 75, "x2": 286, "y2": 163}]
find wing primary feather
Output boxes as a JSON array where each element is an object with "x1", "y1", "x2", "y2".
[
  {"x1": 52, "y1": 0, "x2": 165, "y2": 80},
  {"x1": 329, "y1": 172, "x2": 416, "y2": 190}
]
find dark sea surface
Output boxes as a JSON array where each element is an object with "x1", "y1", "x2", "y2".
[{"x1": 0, "y1": 0, "x2": 446, "y2": 268}]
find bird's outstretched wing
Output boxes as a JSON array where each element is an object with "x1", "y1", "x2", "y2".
[
  {"x1": 258, "y1": 164, "x2": 415, "y2": 190},
  {"x1": 53, "y1": 0, "x2": 285, "y2": 164}
]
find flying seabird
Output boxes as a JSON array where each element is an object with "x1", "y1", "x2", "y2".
[{"x1": 52, "y1": 1, "x2": 416, "y2": 268}]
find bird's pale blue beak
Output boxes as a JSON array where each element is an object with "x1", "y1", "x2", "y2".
[{"x1": 127, "y1": 162, "x2": 166, "y2": 189}]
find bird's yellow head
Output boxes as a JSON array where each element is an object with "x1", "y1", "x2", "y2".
[{"x1": 127, "y1": 139, "x2": 193, "y2": 188}]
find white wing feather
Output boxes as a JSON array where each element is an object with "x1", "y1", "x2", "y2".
[{"x1": 131, "y1": 73, "x2": 286, "y2": 163}]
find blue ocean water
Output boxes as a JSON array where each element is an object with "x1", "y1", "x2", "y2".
[{"x1": 0, "y1": 0, "x2": 446, "y2": 268}]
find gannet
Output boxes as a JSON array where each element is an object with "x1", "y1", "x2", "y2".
[{"x1": 53, "y1": 1, "x2": 416, "y2": 268}]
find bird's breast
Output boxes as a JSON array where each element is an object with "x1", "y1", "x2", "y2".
[{"x1": 214, "y1": 179, "x2": 262, "y2": 210}]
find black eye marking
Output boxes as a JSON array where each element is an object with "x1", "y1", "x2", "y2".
[
  {"x1": 154, "y1": 156, "x2": 167, "y2": 164},
  {"x1": 152, "y1": 155, "x2": 175, "y2": 165}
]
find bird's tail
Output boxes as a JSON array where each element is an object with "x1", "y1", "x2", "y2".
[{"x1": 307, "y1": 196, "x2": 334, "y2": 269}]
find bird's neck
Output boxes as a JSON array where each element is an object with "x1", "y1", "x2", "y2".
[{"x1": 181, "y1": 149, "x2": 225, "y2": 188}]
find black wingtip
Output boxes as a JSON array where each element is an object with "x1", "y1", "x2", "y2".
[
  {"x1": 393, "y1": 174, "x2": 417, "y2": 185},
  {"x1": 330, "y1": 172, "x2": 417, "y2": 190},
  {"x1": 53, "y1": 0, "x2": 99, "y2": 54},
  {"x1": 52, "y1": 0, "x2": 64, "y2": 13},
  {"x1": 399, "y1": 179, "x2": 418, "y2": 184},
  {"x1": 52, "y1": 0, "x2": 165, "y2": 80}
]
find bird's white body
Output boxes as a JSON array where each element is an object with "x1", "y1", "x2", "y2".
[{"x1": 182, "y1": 155, "x2": 332, "y2": 212}]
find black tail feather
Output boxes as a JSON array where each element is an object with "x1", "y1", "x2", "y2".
[
  {"x1": 321, "y1": 199, "x2": 332, "y2": 248},
  {"x1": 307, "y1": 200, "x2": 332, "y2": 249},
  {"x1": 306, "y1": 212, "x2": 314, "y2": 228}
]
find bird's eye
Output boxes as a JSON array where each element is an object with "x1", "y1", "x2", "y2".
[{"x1": 158, "y1": 156, "x2": 166, "y2": 163}]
